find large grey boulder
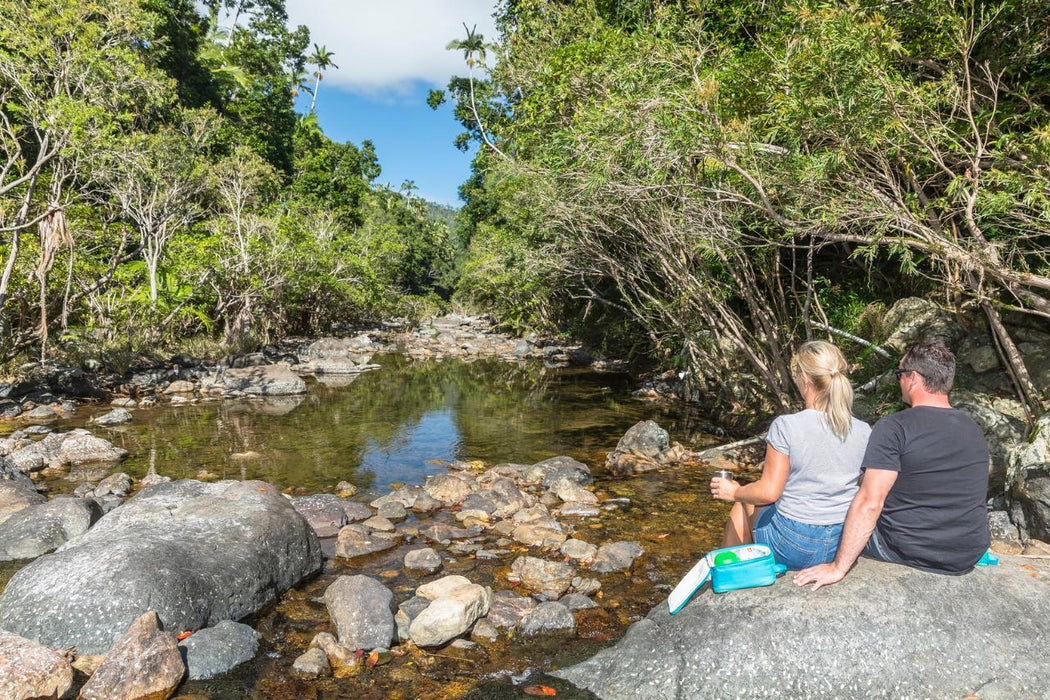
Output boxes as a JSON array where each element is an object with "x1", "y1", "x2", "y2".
[
  {"x1": 0, "y1": 479, "x2": 321, "y2": 654},
  {"x1": 220, "y1": 363, "x2": 306, "y2": 395},
  {"x1": 0, "y1": 497, "x2": 102, "y2": 560},
  {"x1": 179, "y1": 620, "x2": 261, "y2": 680},
  {"x1": 882, "y1": 297, "x2": 961, "y2": 352},
  {"x1": 555, "y1": 557, "x2": 1050, "y2": 698},
  {"x1": 953, "y1": 390, "x2": 1025, "y2": 494}
]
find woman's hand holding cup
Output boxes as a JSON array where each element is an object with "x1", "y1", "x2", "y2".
[{"x1": 710, "y1": 469, "x2": 739, "y2": 502}]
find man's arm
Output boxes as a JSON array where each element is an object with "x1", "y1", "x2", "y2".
[{"x1": 793, "y1": 468, "x2": 898, "y2": 590}]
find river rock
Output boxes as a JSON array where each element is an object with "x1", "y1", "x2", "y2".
[
  {"x1": 324, "y1": 575, "x2": 394, "y2": 651},
  {"x1": 309, "y1": 631, "x2": 358, "y2": 672},
  {"x1": 556, "y1": 502, "x2": 601, "y2": 517},
  {"x1": 423, "y1": 473, "x2": 478, "y2": 504},
  {"x1": 404, "y1": 547, "x2": 442, "y2": 573},
  {"x1": 6, "y1": 442, "x2": 46, "y2": 473},
  {"x1": 91, "y1": 408, "x2": 132, "y2": 426},
  {"x1": 559, "y1": 593, "x2": 599, "y2": 611},
  {"x1": 561, "y1": 539, "x2": 598, "y2": 563},
  {"x1": 411, "y1": 491, "x2": 442, "y2": 513},
  {"x1": 471, "y1": 618, "x2": 499, "y2": 643},
  {"x1": 612, "y1": 420, "x2": 669, "y2": 458},
  {"x1": 0, "y1": 480, "x2": 46, "y2": 525},
  {"x1": 0, "y1": 633, "x2": 73, "y2": 700},
  {"x1": 164, "y1": 380, "x2": 196, "y2": 394},
  {"x1": 221, "y1": 363, "x2": 306, "y2": 395},
  {"x1": 0, "y1": 497, "x2": 102, "y2": 560},
  {"x1": 488, "y1": 593, "x2": 536, "y2": 632},
  {"x1": 363, "y1": 515, "x2": 395, "y2": 532},
  {"x1": 24, "y1": 405, "x2": 58, "y2": 421},
  {"x1": 519, "y1": 601, "x2": 575, "y2": 636},
  {"x1": 376, "y1": 500, "x2": 407, "y2": 521},
  {"x1": 555, "y1": 557, "x2": 1050, "y2": 698},
  {"x1": 178, "y1": 620, "x2": 260, "y2": 680},
  {"x1": 334, "y1": 524, "x2": 398, "y2": 558},
  {"x1": 511, "y1": 556, "x2": 575, "y2": 598},
  {"x1": 292, "y1": 494, "x2": 372, "y2": 538},
  {"x1": 0, "y1": 479, "x2": 321, "y2": 654},
  {"x1": 524, "y1": 456, "x2": 593, "y2": 487},
  {"x1": 53, "y1": 432, "x2": 128, "y2": 467},
  {"x1": 79, "y1": 611, "x2": 184, "y2": 700},
  {"x1": 512, "y1": 521, "x2": 567, "y2": 547},
  {"x1": 292, "y1": 647, "x2": 330, "y2": 679},
  {"x1": 296, "y1": 337, "x2": 376, "y2": 374},
  {"x1": 94, "y1": 471, "x2": 132, "y2": 497},
  {"x1": 988, "y1": 511, "x2": 1023, "y2": 554},
  {"x1": 591, "y1": 541, "x2": 644, "y2": 573},
  {"x1": 549, "y1": 478, "x2": 598, "y2": 505},
  {"x1": 409, "y1": 577, "x2": 492, "y2": 647},
  {"x1": 395, "y1": 596, "x2": 431, "y2": 642}
]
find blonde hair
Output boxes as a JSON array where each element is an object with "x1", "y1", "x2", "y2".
[{"x1": 790, "y1": 340, "x2": 854, "y2": 439}]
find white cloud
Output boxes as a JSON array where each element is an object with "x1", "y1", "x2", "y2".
[{"x1": 285, "y1": 1, "x2": 498, "y2": 96}]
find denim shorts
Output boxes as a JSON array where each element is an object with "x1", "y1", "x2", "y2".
[{"x1": 753, "y1": 503, "x2": 844, "y2": 570}]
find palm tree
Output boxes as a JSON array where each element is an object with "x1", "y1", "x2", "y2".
[
  {"x1": 308, "y1": 44, "x2": 338, "y2": 112},
  {"x1": 446, "y1": 24, "x2": 505, "y2": 158},
  {"x1": 289, "y1": 66, "x2": 312, "y2": 100}
]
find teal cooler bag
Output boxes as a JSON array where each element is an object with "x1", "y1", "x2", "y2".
[
  {"x1": 709, "y1": 544, "x2": 787, "y2": 593},
  {"x1": 667, "y1": 544, "x2": 787, "y2": 613}
]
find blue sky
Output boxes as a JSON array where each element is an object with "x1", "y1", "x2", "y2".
[{"x1": 285, "y1": 1, "x2": 500, "y2": 207}]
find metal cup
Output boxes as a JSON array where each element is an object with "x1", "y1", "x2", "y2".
[{"x1": 713, "y1": 469, "x2": 734, "y2": 481}]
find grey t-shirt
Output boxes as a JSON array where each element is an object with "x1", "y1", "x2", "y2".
[{"x1": 766, "y1": 409, "x2": 872, "y2": 525}]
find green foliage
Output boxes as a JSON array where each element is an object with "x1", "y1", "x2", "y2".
[{"x1": 0, "y1": 0, "x2": 460, "y2": 361}]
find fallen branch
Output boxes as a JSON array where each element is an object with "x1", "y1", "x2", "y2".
[
  {"x1": 811, "y1": 321, "x2": 892, "y2": 359},
  {"x1": 692, "y1": 435, "x2": 765, "y2": 461}
]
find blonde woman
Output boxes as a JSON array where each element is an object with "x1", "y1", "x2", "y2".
[{"x1": 710, "y1": 340, "x2": 871, "y2": 569}]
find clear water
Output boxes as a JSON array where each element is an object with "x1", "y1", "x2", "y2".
[{"x1": 57, "y1": 354, "x2": 720, "y2": 497}]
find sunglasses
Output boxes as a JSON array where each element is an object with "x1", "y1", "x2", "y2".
[{"x1": 892, "y1": 368, "x2": 921, "y2": 380}]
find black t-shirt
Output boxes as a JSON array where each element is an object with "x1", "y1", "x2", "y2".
[{"x1": 862, "y1": 406, "x2": 990, "y2": 574}]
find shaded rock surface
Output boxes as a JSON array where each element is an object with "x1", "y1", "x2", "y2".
[
  {"x1": 0, "y1": 633, "x2": 73, "y2": 700},
  {"x1": 519, "y1": 601, "x2": 575, "y2": 636},
  {"x1": 0, "y1": 479, "x2": 321, "y2": 654},
  {"x1": 178, "y1": 620, "x2": 261, "y2": 680},
  {"x1": 555, "y1": 557, "x2": 1050, "y2": 698}
]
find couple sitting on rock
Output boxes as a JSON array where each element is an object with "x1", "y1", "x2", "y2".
[{"x1": 710, "y1": 339, "x2": 990, "y2": 588}]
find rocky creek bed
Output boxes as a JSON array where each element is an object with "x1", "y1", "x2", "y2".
[{"x1": 2, "y1": 308, "x2": 1050, "y2": 697}]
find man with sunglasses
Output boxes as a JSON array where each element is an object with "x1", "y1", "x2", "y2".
[{"x1": 794, "y1": 340, "x2": 991, "y2": 589}]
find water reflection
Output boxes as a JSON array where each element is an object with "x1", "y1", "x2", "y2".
[{"x1": 61, "y1": 355, "x2": 716, "y2": 497}]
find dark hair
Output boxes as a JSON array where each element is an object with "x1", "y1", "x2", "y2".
[{"x1": 901, "y1": 341, "x2": 955, "y2": 394}]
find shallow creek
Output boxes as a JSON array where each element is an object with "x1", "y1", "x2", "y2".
[{"x1": 2, "y1": 355, "x2": 743, "y2": 698}]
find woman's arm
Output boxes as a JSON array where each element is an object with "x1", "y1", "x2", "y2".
[{"x1": 710, "y1": 442, "x2": 790, "y2": 505}]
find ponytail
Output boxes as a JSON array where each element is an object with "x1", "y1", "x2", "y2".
[{"x1": 791, "y1": 340, "x2": 854, "y2": 440}]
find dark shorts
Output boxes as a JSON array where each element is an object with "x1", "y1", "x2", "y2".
[
  {"x1": 862, "y1": 526, "x2": 902, "y2": 563},
  {"x1": 753, "y1": 502, "x2": 844, "y2": 570}
]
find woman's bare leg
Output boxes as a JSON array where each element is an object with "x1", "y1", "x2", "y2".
[{"x1": 722, "y1": 503, "x2": 756, "y2": 547}]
